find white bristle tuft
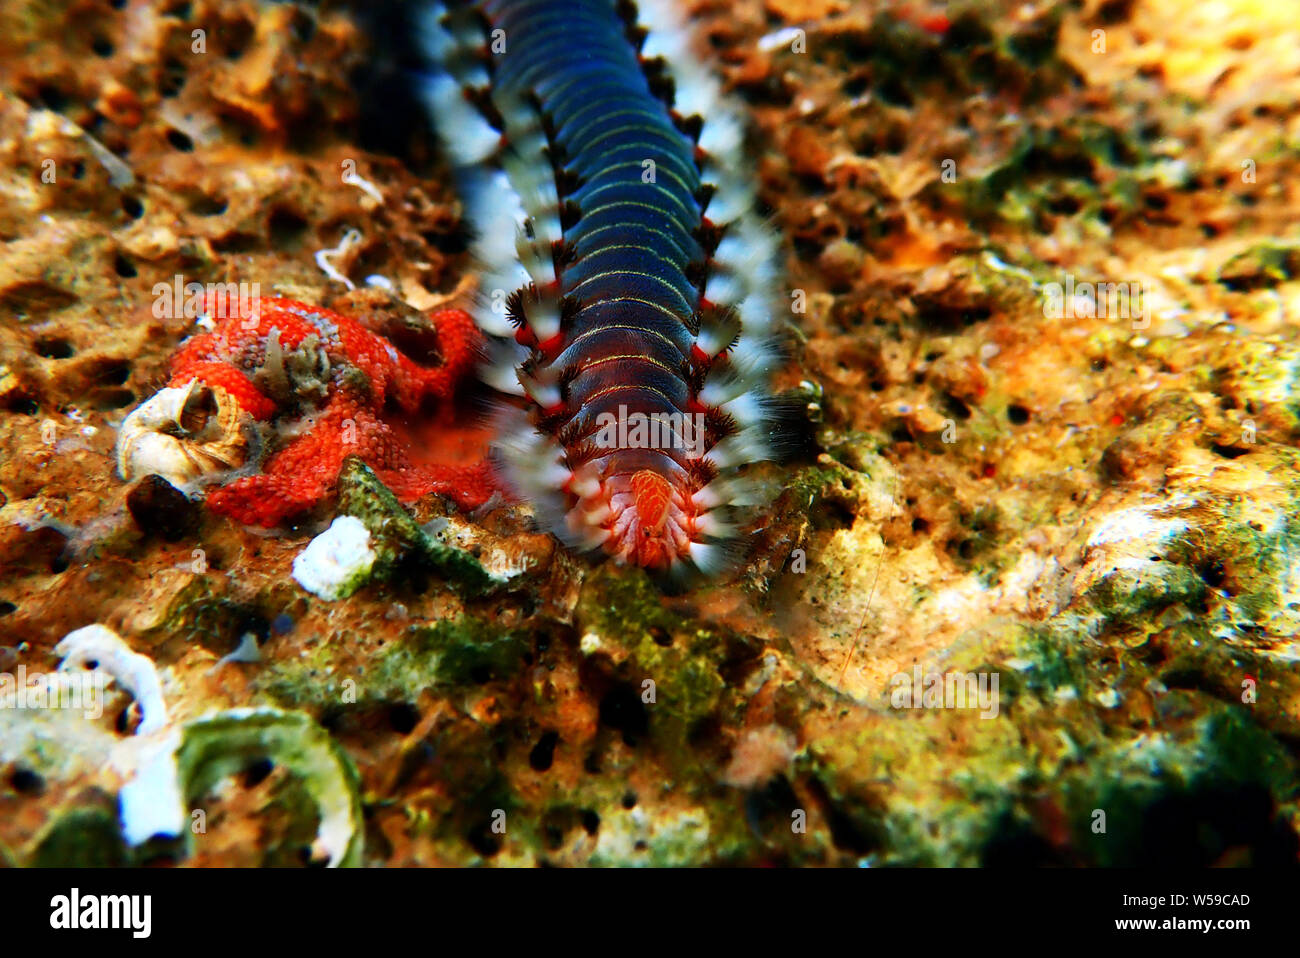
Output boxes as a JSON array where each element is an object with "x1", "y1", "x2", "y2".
[
  {"x1": 712, "y1": 233, "x2": 749, "y2": 271},
  {"x1": 686, "y1": 540, "x2": 729, "y2": 575},
  {"x1": 494, "y1": 92, "x2": 541, "y2": 134},
  {"x1": 671, "y1": 70, "x2": 720, "y2": 120},
  {"x1": 736, "y1": 292, "x2": 775, "y2": 335},
  {"x1": 472, "y1": 307, "x2": 513, "y2": 338},
  {"x1": 518, "y1": 375, "x2": 560, "y2": 409},
  {"x1": 477, "y1": 262, "x2": 530, "y2": 304},
  {"x1": 702, "y1": 176, "x2": 756, "y2": 225},
  {"x1": 727, "y1": 335, "x2": 777, "y2": 378},
  {"x1": 503, "y1": 150, "x2": 558, "y2": 211},
  {"x1": 516, "y1": 228, "x2": 555, "y2": 288},
  {"x1": 568, "y1": 471, "x2": 600, "y2": 498},
  {"x1": 414, "y1": 4, "x2": 457, "y2": 61},
  {"x1": 480, "y1": 340, "x2": 528, "y2": 396},
  {"x1": 699, "y1": 374, "x2": 751, "y2": 407},
  {"x1": 703, "y1": 271, "x2": 744, "y2": 306},
  {"x1": 492, "y1": 409, "x2": 572, "y2": 526},
  {"x1": 522, "y1": 294, "x2": 562, "y2": 342},
  {"x1": 735, "y1": 216, "x2": 779, "y2": 265},
  {"x1": 565, "y1": 507, "x2": 612, "y2": 550},
  {"x1": 641, "y1": 29, "x2": 688, "y2": 62},
  {"x1": 713, "y1": 221, "x2": 779, "y2": 293},
  {"x1": 719, "y1": 391, "x2": 764, "y2": 427},
  {"x1": 463, "y1": 168, "x2": 527, "y2": 277},
  {"x1": 695, "y1": 310, "x2": 740, "y2": 356},
  {"x1": 693, "y1": 512, "x2": 735, "y2": 540},
  {"x1": 697, "y1": 112, "x2": 744, "y2": 159},
  {"x1": 417, "y1": 75, "x2": 499, "y2": 166},
  {"x1": 706, "y1": 430, "x2": 772, "y2": 470},
  {"x1": 694, "y1": 475, "x2": 768, "y2": 511}
]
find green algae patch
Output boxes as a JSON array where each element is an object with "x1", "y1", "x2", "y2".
[
  {"x1": 336, "y1": 457, "x2": 494, "y2": 596},
  {"x1": 576, "y1": 567, "x2": 733, "y2": 753},
  {"x1": 808, "y1": 648, "x2": 1297, "y2": 866},
  {"x1": 360, "y1": 617, "x2": 528, "y2": 700},
  {"x1": 951, "y1": 121, "x2": 1149, "y2": 228},
  {"x1": 1217, "y1": 242, "x2": 1300, "y2": 291},
  {"x1": 255, "y1": 616, "x2": 530, "y2": 711},
  {"x1": 849, "y1": 5, "x2": 1076, "y2": 114},
  {"x1": 404, "y1": 618, "x2": 530, "y2": 688},
  {"x1": 567, "y1": 567, "x2": 780, "y2": 865},
  {"x1": 807, "y1": 433, "x2": 902, "y2": 523},
  {"x1": 1057, "y1": 707, "x2": 1297, "y2": 866},
  {"x1": 177, "y1": 707, "x2": 364, "y2": 867},
  {"x1": 139, "y1": 575, "x2": 222, "y2": 647},
  {"x1": 30, "y1": 791, "x2": 130, "y2": 867},
  {"x1": 1073, "y1": 448, "x2": 1300, "y2": 664},
  {"x1": 586, "y1": 805, "x2": 716, "y2": 867},
  {"x1": 164, "y1": 595, "x2": 277, "y2": 657},
  {"x1": 782, "y1": 461, "x2": 855, "y2": 520},
  {"x1": 1210, "y1": 338, "x2": 1300, "y2": 436},
  {"x1": 806, "y1": 705, "x2": 1032, "y2": 866},
  {"x1": 1081, "y1": 556, "x2": 1207, "y2": 629}
]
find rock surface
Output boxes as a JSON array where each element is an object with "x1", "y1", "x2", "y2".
[{"x1": 0, "y1": 0, "x2": 1297, "y2": 866}]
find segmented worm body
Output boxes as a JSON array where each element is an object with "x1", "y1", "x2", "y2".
[{"x1": 418, "y1": 0, "x2": 782, "y2": 577}]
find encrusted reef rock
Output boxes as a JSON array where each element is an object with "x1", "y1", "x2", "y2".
[{"x1": 1, "y1": 0, "x2": 1298, "y2": 866}]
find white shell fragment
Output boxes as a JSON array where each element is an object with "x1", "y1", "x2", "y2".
[
  {"x1": 54, "y1": 624, "x2": 185, "y2": 845},
  {"x1": 55, "y1": 624, "x2": 170, "y2": 734},
  {"x1": 292, "y1": 516, "x2": 376, "y2": 600}
]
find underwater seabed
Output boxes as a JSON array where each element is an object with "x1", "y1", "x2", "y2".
[{"x1": 0, "y1": 0, "x2": 1298, "y2": 865}]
